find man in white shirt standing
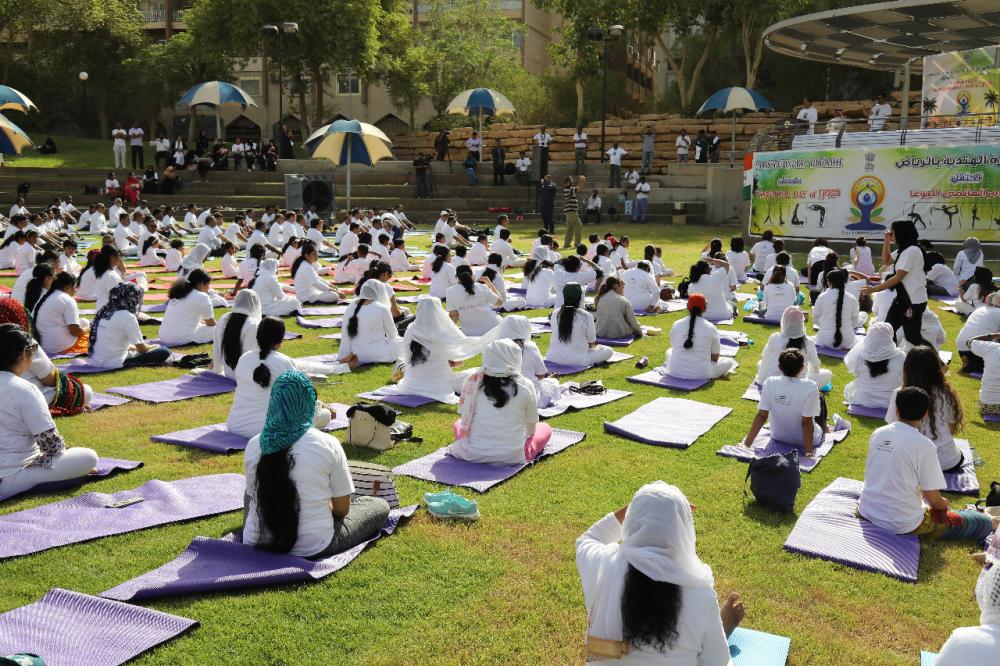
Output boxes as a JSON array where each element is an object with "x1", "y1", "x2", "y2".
[
  {"x1": 514, "y1": 151, "x2": 531, "y2": 185},
  {"x1": 465, "y1": 131, "x2": 482, "y2": 162},
  {"x1": 533, "y1": 126, "x2": 552, "y2": 179},
  {"x1": 675, "y1": 129, "x2": 691, "y2": 163},
  {"x1": 632, "y1": 176, "x2": 651, "y2": 224},
  {"x1": 584, "y1": 189, "x2": 602, "y2": 226},
  {"x1": 868, "y1": 94, "x2": 892, "y2": 132},
  {"x1": 606, "y1": 142, "x2": 626, "y2": 188},
  {"x1": 128, "y1": 121, "x2": 144, "y2": 169},
  {"x1": 573, "y1": 125, "x2": 588, "y2": 175},
  {"x1": 640, "y1": 125, "x2": 655, "y2": 174},
  {"x1": 796, "y1": 98, "x2": 818, "y2": 135},
  {"x1": 111, "y1": 123, "x2": 127, "y2": 168},
  {"x1": 150, "y1": 132, "x2": 171, "y2": 169}
]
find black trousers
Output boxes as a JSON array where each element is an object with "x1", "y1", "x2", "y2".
[
  {"x1": 540, "y1": 205, "x2": 554, "y2": 234},
  {"x1": 131, "y1": 145, "x2": 144, "y2": 168},
  {"x1": 493, "y1": 167, "x2": 504, "y2": 186},
  {"x1": 884, "y1": 299, "x2": 929, "y2": 347}
]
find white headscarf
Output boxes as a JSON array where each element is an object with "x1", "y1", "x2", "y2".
[
  {"x1": 231, "y1": 289, "x2": 262, "y2": 320},
  {"x1": 260, "y1": 258, "x2": 279, "y2": 277},
  {"x1": 859, "y1": 322, "x2": 899, "y2": 362},
  {"x1": 975, "y1": 560, "x2": 1000, "y2": 625},
  {"x1": 457, "y1": 339, "x2": 523, "y2": 437},
  {"x1": 180, "y1": 243, "x2": 211, "y2": 272},
  {"x1": 780, "y1": 306, "x2": 806, "y2": 340},
  {"x1": 404, "y1": 295, "x2": 499, "y2": 362},
  {"x1": 357, "y1": 278, "x2": 386, "y2": 303},
  {"x1": 498, "y1": 314, "x2": 532, "y2": 342},
  {"x1": 581, "y1": 482, "x2": 713, "y2": 644}
]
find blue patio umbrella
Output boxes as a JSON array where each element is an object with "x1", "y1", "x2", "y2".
[
  {"x1": 697, "y1": 87, "x2": 773, "y2": 164},
  {"x1": 0, "y1": 113, "x2": 32, "y2": 155},
  {"x1": 178, "y1": 81, "x2": 258, "y2": 139},
  {"x1": 0, "y1": 85, "x2": 37, "y2": 113},
  {"x1": 446, "y1": 88, "x2": 515, "y2": 161},
  {"x1": 306, "y1": 119, "x2": 393, "y2": 211}
]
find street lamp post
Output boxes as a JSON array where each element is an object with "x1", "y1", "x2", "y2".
[
  {"x1": 261, "y1": 22, "x2": 299, "y2": 144},
  {"x1": 78, "y1": 72, "x2": 89, "y2": 137},
  {"x1": 587, "y1": 25, "x2": 624, "y2": 163}
]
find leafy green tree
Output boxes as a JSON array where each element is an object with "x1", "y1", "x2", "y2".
[{"x1": 725, "y1": 0, "x2": 807, "y2": 88}]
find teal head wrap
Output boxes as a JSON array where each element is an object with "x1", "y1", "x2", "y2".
[{"x1": 259, "y1": 370, "x2": 317, "y2": 455}]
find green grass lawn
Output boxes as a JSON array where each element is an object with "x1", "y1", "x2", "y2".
[
  {"x1": 2, "y1": 135, "x2": 311, "y2": 170},
  {"x1": 0, "y1": 224, "x2": 996, "y2": 665}
]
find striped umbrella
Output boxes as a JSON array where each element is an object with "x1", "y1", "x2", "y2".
[
  {"x1": 0, "y1": 113, "x2": 33, "y2": 155},
  {"x1": 178, "y1": 81, "x2": 258, "y2": 139},
  {"x1": 445, "y1": 88, "x2": 515, "y2": 161},
  {"x1": 697, "y1": 87, "x2": 773, "y2": 164},
  {"x1": 0, "y1": 85, "x2": 37, "y2": 113},
  {"x1": 306, "y1": 119, "x2": 393, "y2": 211}
]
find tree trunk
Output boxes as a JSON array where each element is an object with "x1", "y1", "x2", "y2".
[
  {"x1": 575, "y1": 77, "x2": 585, "y2": 124},
  {"x1": 657, "y1": 34, "x2": 688, "y2": 107},
  {"x1": 408, "y1": 101, "x2": 415, "y2": 133},
  {"x1": 298, "y1": 79, "x2": 307, "y2": 141},
  {"x1": 687, "y1": 26, "x2": 718, "y2": 106},
  {"x1": 98, "y1": 83, "x2": 110, "y2": 143},
  {"x1": 312, "y1": 65, "x2": 324, "y2": 126},
  {"x1": 747, "y1": 32, "x2": 765, "y2": 90},
  {"x1": 188, "y1": 107, "x2": 197, "y2": 144}
]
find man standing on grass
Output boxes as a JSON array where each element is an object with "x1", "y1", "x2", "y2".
[
  {"x1": 129, "y1": 121, "x2": 145, "y2": 169},
  {"x1": 112, "y1": 123, "x2": 127, "y2": 169},
  {"x1": 633, "y1": 175, "x2": 651, "y2": 224},
  {"x1": 606, "y1": 142, "x2": 626, "y2": 188},
  {"x1": 538, "y1": 174, "x2": 556, "y2": 234},
  {"x1": 563, "y1": 174, "x2": 583, "y2": 249}
]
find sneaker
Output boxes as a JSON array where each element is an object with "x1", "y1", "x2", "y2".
[
  {"x1": 423, "y1": 489, "x2": 458, "y2": 505},
  {"x1": 832, "y1": 414, "x2": 851, "y2": 433},
  {"x1": 819, "y1": 382, "x2": 833, "y2": 394},
  {"x1": 427, "y1": 493, "x2": 480, "y2": 521}
]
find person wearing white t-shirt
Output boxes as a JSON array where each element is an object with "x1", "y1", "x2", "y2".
[
  {"x1": 33, "y1": 273, "x2": 89, "y2": 356},
  {"x1": 58, "y1": 241, "x2": 80, "y2": 278},
  {"x1": 795, "y1": 98, "x2": 818, "y2": 135},
  {"x1": 111, "y1": 123, "x2": 127, "y2": 168},
  {"x1": 971, "y1": 334, "x2": 1000, "y2": 416},
  {"x1": 128, "y1": 122, "x2": 144, "y2": 169},
  {"x1": 688, "y1": 258, "x2": 733, "y2": 323},
  {"x1": 760, "y1": 266, "x2": 798, "y2": 322},
  {"x1": 725, "y1": 237, "x2": 751, "y2": 282},
  {"x1": 0, "y1": 326, "x2": 99, "y2": 500},
  {"x1": 744, "y1": 349, "x2": 823, "y2": 457},
  {"x1": 620, "y1": 263, "x2": 666, "y2": 313},
  {"x1": 572, "y1": 126, "x2": 588, "y2": 175},
  {"x1": 446, "y1": 265, "x2": 502, "y2": 336},
  {"x1": 292, "y1": 243, "x2": 342, "y2": 304},
  {"x1": 158, "y1": 269, "x2": 216, "y2": 346},
  {"x1": 863, "y1": 222, "x2": 929, "y2": 349},
  {"x1": 954, "y1": 237, "x2": 984, "y2": 284},
  {"x1": 606, "y1": 143, "x2": 627, "y2": 188},
  {"x1": 813, "y1": 269, "x2": 864, "y2": 350},
  {"x1": 88, "y1": 282, "x2": 171, "y2": 369},
  {"x1": 867, "y1": 93, "x2": 892, "y2": 131},
  {"x1": 514, "y1": 152, "x2": 531, "y2": 184},
  {"x1": 632, "y1": 176, "x2": 651, "y2": 223},
  {"x1": 675, "y1": 129, "x2": 691, "y2": 162},
  {"x1": 428, "y1": 246, "x2": 458, "y2": 299},
  {"x1": 850, "y1": 237, "x2": 876, "y2": 275},
  {"x1": 859, "y1": 386, "x2": 996, "y2": 540},
  {"x1": 925, "y1": 253, "x2": 960, "y2": 297},
  {"x1": 662, "y1": 293, "x2": 738, "y2": 380},
  {"x1": 843, "y1": 322, "x2": 905, "y2": 410},
  {"x1": 958, "y1": 293, "x2": 1000, "y2": 374},
  {"x1": 934, "y1": 564, "x2": 1000, "y2": 666},
  {"x1": 242, "y1": 369, "x2": 386, "y2": 559},
  {"x1": 749, "y1": 231, "x2": 775, "y2": 273},
  {"x1": 546, "y1": 283, "x2": 613, "y2": 368}
]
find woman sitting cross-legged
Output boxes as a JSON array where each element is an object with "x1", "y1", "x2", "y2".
[
  {"x1": 743, "y1": 349, "x2": 827, "y2": 458},
  {"x1": 620, "y1": 261, "x2": 669, "y2": 313},
  {"x1": 252, "y1": 258, "x2": 301, "y2": 317},
  {"x1": 661, "y1": 293, "x2": 737, "y2": 380},
  {"x1": 387, "y1": 295, "x2": 498, "y2": 404},
  {"x1": 576, "y1": 481, "x2": 746, "y2": 664},
  {"x1": 813, "y1": 268, "x2": 864, "y2": 351},
  {"x1": 754, "y1": 306, "x2": 832, "y2": 388},
  {"x1": 595, "y1": 277, "x2": 644, "y2": 341},
  {"x1": 337, "y1": 279, "x2": 402, "y2": 365},
  {"x1": 0, "y1": 298, "x2": 93, "y2": 416},
  {"x1": 957, "y1": 266, "x2": 996, "y2": 316},
  {"x1": 758, "y1": 265, "x2": 798, "y2": 322},
  {"x1": 158, "y1": 268, "x2": 216, "y2": 347},
  {"x1": 843, "y1": 322, "x2": 905, "y2": 411},
  {"x1": 227, "y1": 317, "x2": 354, "y2": 439},
  {"x1": 243, "y1": 370, "x2": 390, "y2": 559},
  {"x1": 32, "y1": 271, "x2": 91, "y2": 356},
  {"x1": 87, "y1": 283, "x2": 172, "y2": 369},
  {"x1": 211, "y1": 289, "x2": 262, "y2": 380},
  {"x1": 885, "y1": 346, "x2": 965, "y2": 474},
  {"x1": 934, "y1": 562, "x2": 1000, "y2": 665},
  {"x1": 449, "y1": 339, "x2": 552, "y2": 465},
  {"x1": 292, "y1": 240, "x2": 343, "y2": 305},
  {"x1": 497, "y1": 315, "x2": 562, "y2": 408},
  {"x1": 446, "y1": 264, "x2": 502, "y2": 336},
  {"x1": 0, "y1": 324, "x2": 99, "y2": 498},
  {"x1": 546, "y1": 283, "x2": 614, "y2": 369},
  {"x1": 859, "y1": 386, "x2": 999, "y2": 541}
]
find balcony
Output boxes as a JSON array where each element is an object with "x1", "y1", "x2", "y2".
[{"x1": 143, "y1": 9, "x2": 181, "y2": 22}]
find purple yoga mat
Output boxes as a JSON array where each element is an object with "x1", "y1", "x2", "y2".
[
  {"x1": 604, "y1": 397, "x2": 731, "y2": 448},
  {"x1": 717, "y1": 428, "x2": 850, "y2": 473},
  {"x1": 784, "y1": 477, "x2": 920, "y2": 582},
  {"x1": 816, "y1": 345, "x2": 849, "y2": 359},
  {"x1": 56, "y1": 359, "x2": 119, "y2": 374},
  {"x1": 101, "y1": 505, "x2": 418, "y2": 601},
  {"x1": 52, "y1": 392, "x2": 132, "y2": 416},
  {"x1": 537, "y1": 386, "x2": 631, "y2": 418},
  {"x1": 944, "y1": 439, "x2": 979, "y2": 496},
  {"x1": 984, "y1": 412, "x2": 1000, "y2": 423},
  {"x1": 151, "y1": 405, "x2": 352, "y2": 453},
  {"x1": 356, "y1": 390, "x2": 440, "y2": 408},
  {"x1": 0, "y1": 588, "x2": 197, "y2": 666},
  {"x1": 743, "y1": 315, "x2": 780, "y2": 326},
  {"x1": 319, "y1": 333, "x2": 341, "y2": 341},
  {"x1": 627, "y1": 370, "x2": 712, "y2": 391},
  {"x1": 298, "y1": 305, "x2": 348, "y2": 316},
  {"x1": 544, "y1": 351, "x2": 633, "y2": 376},
  {"x1": 706, "y1": 316, "x2": 735, "y2": 326},
  {"x1": 0, "y1": 458, "x2": 143, "y2": 502},
  {"x1": 0, "y1": 474, "x2": 246, "y2": 559},
  {"x1": 594, "y1": 335, "x2": 636, "y2": 347},
  {"x1": 392, "y1": 429, "x2": 586, "y2": 492},
  {"x1": 742, "y1": 382, "x2": 762, "y2": 401},
  {"x1": 966, "y1": 370, "x2": 984, "y2": 380},
  {"x1": 295, "y1": 315, "x2": 342, "y2": 329},
  {"x1": 108, "y1": 372, "x2": 237, "y2": 403},
  {"x1": 847, "y1": 403, "x2": 888, "y2": 419}
]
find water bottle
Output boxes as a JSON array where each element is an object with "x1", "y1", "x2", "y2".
[{"x1": 635, "y1": 356, "x2": 649, "y2": 369}]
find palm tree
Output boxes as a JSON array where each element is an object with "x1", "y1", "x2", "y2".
[
  {"x1": 984, "y1": 90, "x2": 999, "y2": 110},
  {"x1": 921, "y1": 97, "x2": 938, "y2": 128}
]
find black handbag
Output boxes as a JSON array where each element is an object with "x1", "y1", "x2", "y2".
[{"x1": 745, "y1": 451, "x2": 801, "y2": 513}]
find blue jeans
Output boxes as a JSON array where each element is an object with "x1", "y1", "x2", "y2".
[
  {"x1": 642, "y1": 150, "x2": 653, "y2": 171},
  {"x1": 465, "y1": 168, "x2": 477, "y2": 186},
  {"x1": 632, "y1": 197, "x2": 648, "y2": 222},
  {"x1": 123, "y1": 346, "x2": 172, "y2": 367}
]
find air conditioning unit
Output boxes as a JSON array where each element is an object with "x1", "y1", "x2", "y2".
[{"x1": 285, "y1": 174, "x2": 335, "y2": 214}]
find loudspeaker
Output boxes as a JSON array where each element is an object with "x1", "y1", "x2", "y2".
[{"x1": 284, "y1": 174, "x2": 335, "y2": 214}]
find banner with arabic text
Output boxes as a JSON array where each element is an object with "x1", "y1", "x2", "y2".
[{"x1": 749, "y1": 144, "x2": 1000, "y2": 243}]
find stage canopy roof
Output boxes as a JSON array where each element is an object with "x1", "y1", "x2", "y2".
[{"x1": 763, "y1": 0, "x2": 1000, "y2": 73}]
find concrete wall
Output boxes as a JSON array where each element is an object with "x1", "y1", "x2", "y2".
[{"x1": 705, "y1": 167, "x2": 743, "y2": 224}]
